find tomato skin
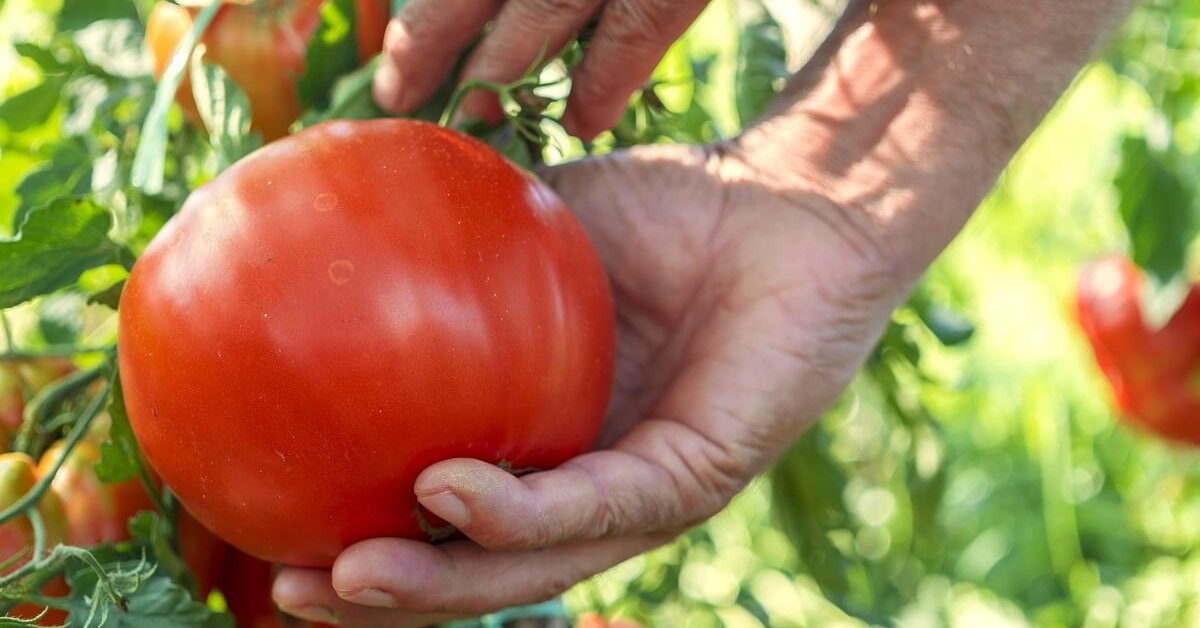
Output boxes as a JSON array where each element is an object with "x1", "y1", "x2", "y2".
[
  {"x1": 219, "y1": 550, "x2": 332, "y2": 628},
  {"x1": 179, "y1": 508, "x2": 229, "y2": 598},
  {"x1": 119, "y1": 119, "x2": 616, "y2": 566},
  {"x1": 1076, "y1": 255, "x2": 1200, "y2": 444},
  {"x1": 146, "y1": 0, "x2": 389, "y2": 141},
  {"x1": 0, "y1": 453, "x2": 68, "y2": 626}
]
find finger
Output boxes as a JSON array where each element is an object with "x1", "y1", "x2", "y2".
[
  {"x1": 456, "y1": 0, "x2": 606, "y2": 123},
  {"x1": 563, "y1": 0, "x2": 709, "y2": 139},
  {"x1": 412, "y1": 420, "x2": 744, "y2": 552},
  {"x1": 330, "y1": 533, "x2": 669, "y2": 613},
  {"x1": 273, "y1": 567, "x2": 465, "y2": 628},
  {"x1": 373, "y1": 0, "x2": 502, "y2": 113}
]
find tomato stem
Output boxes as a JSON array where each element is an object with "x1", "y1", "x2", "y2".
[
  {"x1": 0, "y1": 382, "x2": 110, "y2": 527},
  {"x1": 28, "y1": 508, "x2": 45, "y2": 564},
  {"x1": 0, "y1": 346, "x2": 112, "y2": 361},
  {"x1": 15, "y1": 366, "x2": 106, "y2": 456}
]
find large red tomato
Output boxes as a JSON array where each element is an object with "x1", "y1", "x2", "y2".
[
  {"x1": 0, "y1": 453, "x2": 69, "y2": 626},
  {"x1": 147, "y1": 0, "x2": 389, "y2": 141},
  {"x1": 219, "y1": 550, "x2": 332, "y2": 628},
  {"x1": 118, "y1": 119, "x2": 615, "y2": 567}
]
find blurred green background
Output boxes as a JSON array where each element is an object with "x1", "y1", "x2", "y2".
[
  {"x1": 3, "y1": 0, "x2": 1200, "y2": 626},
  {"x1": 560, "y1": 0, "x2": 1200, "y2": 626}
]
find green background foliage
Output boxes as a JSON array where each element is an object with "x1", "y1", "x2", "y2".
[{"x1": 0, "y1": 0, "x2": 1198, "y2": 625}]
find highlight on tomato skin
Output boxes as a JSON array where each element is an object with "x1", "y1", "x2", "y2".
[
  {"x1": 1076, "y1": 254, "x2": 1200, "y2": 446},
  {"x1": 117, "y1": 118, "x2": 617, "y2": 567},
  {"x1": 146, "y1": 0, "x2": 389, "y2": 141}
]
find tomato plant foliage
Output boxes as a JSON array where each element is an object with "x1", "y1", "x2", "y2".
[{"x1": 2, "y1": 0, "x2": 1199, "y2": 626}]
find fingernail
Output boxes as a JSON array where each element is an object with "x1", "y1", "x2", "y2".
[
  {"x1": 419, "y1": 491, "x2": 470, "y2": 528},
  {"x1": 340, "y1": 587, "x2": 398, "y2": 608},
  {"x1": 282, "y1": 605, "x2": 337, "y2": 624},
  {"x1": 374, "y1": 61, "x2": 404, "y2": 111}
]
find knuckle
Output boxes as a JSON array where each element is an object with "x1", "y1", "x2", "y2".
[
  {"x1": 535, "y1": 571, "x2": 579, "y2": 602},
  {"x1": 519, "y1": 0, "x2": 597, "y2": 22}
]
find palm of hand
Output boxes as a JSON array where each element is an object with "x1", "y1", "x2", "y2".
[{"x1": 540, "y1": 143, "x2": 900, "y2": 534}]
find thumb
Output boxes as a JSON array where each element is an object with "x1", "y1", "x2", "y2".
[{"x1": 414, "y1": 420, "x2": 744, "y2": 551}]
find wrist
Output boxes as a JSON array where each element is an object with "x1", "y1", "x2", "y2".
[{"x1": 730, "y1": 0, "x2": 1135, "y2": 282}]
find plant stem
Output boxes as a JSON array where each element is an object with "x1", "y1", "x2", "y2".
[
  {"x1": 438, "y1": 79, "x2": 509, "y2": 127},
  {"x1": 1, "y1": 383, "x2": 110, "y2": 526},
  {"x1": 0, "y1": 346, "x2": 112, "y2": 360},
  {"x1": 15, "y1": 366, "x2": 106, "y2": 455},
  {"x1": 29, "y1": 508, "x2": 45, "y2": 563}
]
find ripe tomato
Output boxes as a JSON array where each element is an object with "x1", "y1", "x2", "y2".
[
  {"x1": 146, "y1": 0, "x2": 389, "y2": 141},
  {"x1": 179, "y1": 507, "x2": 229, "y2": 597},
  {"x1": 0, "y1": 453, "x2": 68, "y2": 626},
  {"x1": 0, "y1": 359, "x2": 75, "y2": 434},
  {"x1": 1076, "y1": 255, "x2": 1200, "y2": 445},
  {"x1": 119, "y1": 119, "x2": 615, "y2": 566},
  {"x1": 219, "y1": 550, "x2": 332, "y2": 628}
]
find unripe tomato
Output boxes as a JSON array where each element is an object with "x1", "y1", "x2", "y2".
[
  {"x1": 0, "y1": 453, "x2": 68, "y2": 626},
  {"x1": 37, "y1": 440, "x2": 228, "y2": 596},
  {"x1": 146, "y1": 0, "x2": 389, "y2": 141},
  {"x1": 119, "y1": 119, "x2": 615, "y2": 566},
  {"x1": 38, "y1": 440, "x2": 154, "y2": 547},
  {"x1": 0, "y1": 359, "x2": 75, "y2": 433}
]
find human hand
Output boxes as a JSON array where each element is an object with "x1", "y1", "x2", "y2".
[
  {"x1": 371, "y1": 0, "x2": 709, "y2": 139},
  {"x1": 278, "y1": 0, "x2": 1135, "y2": 625}
]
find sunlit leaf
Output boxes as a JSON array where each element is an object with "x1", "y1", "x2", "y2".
[
  {"x1": 0, "y1": 75, "x2": 68, "y2": 132},
  {"x1": 0, "y1": 198, "x2": 122, "y2": 309},
  {"x1": 296, "y1": 0, "x2": 359, "y2": 112},
  {"x1": 1114, "y1": 135, "x2": 1193, "y2": 282},
  {"x1": 734, "y1": 2, "x2": 787, "y2": 129},
  {"x1": 58, "y1": 0, "x2": 139, "y2": 31},
  {"x1": 131, "y1": 0, "x2": 222, "y2": 195},
  {"x1": 189, "y1": 50, "x2": 261, "y2": 170}
]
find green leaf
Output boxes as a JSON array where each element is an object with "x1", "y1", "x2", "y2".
[
  {"x1": 65, "y1": 559, "x2": 222, "y2": 628},
  {"x1": 88, "y1": 279, "x2": 126, "y2": 310},
  {"x1": 912, "y1": 299, "x2": 975, "y2": 346},
  {"x1": 132, "y1": 0, "x2": 222, "y2": 195},
  {"x1": 95, "y1": 373, "x2": 138, "y2": 484},
  {"x1": 58, "y1": 0, "x2": 139, "y2": 31},
  {"x1": 0, "y1": 75, "x2": 68, "y2": 132},
  {"x1": 0, "y1": 198, "x2": 120, "y2": 309},
  {"x1": 14, "y1": 43, "x2": 64, "y2": 72},
  {"x1": 770, "y1": 430, "x2": 851, "y2": 598},
  {"x1": 296, "y1": 0, "x2": 360, "y2": 112},
  {"x1": 37, "y1": 291, "x2": 86, "y2": 345},
  {"x1": 734, "y1": 2, "x2": 788, "y2": 129},
  {"x1": 298, "y1": 58, "x2": 385, "y2": 128},
  {"x1": 127, "y1": 512, "x2": 192, "y2": 593},
  {"x1": 189, "y1": 51, "x2": 261, "y2": 170},
  {"x1": 13, "y1": 139, "x2": 94, "y2": 230},
  {"x1": 1114, "y1": 136, "x2": 1193, "y2": 282}
]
